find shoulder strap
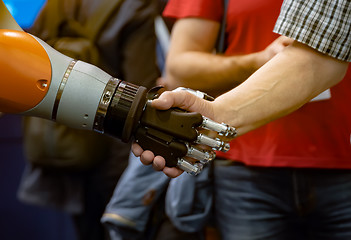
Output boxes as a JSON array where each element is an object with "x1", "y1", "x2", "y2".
[
  {"x1": 216, "y1": 0, "x2": 229, "y2": 53},
  {"x1": 83, "y1": 0, "x2": 124, "y2": 42}
]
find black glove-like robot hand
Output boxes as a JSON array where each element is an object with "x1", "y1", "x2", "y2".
[{"x1": 100, "y1": 81, "x2": 236, "y2": 175}]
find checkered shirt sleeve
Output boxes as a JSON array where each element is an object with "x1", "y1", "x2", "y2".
[{"x1": 274, "y1": 0, "x2": 351, "y2": 62}]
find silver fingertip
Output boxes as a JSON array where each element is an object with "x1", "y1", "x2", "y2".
[
  {"x1": 186, "y1": 145, "x2": 216, "y2": 163},
  {"x1": 225, "y1": 126, "x2": 237, "y2": 138},
  {"x1": 223, "y1": 142, "x2": 230, "y2": 152},
  {"x1": 177, "y1": 158, "x2": 203, "y2": 176},
  {"x1": 196, "y1": 134, "x2": 228, "y2": 152},
  {"x1": 201, "y1": 117, "x2": 237, "y2": 138}
]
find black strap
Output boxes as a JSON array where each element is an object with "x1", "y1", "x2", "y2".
[
  {"x1": 211, "y1": 0, "x2": 229, "y2": 204},
  {"x1": 216, "y1": 0, "x2": 229, "y2": 53}
]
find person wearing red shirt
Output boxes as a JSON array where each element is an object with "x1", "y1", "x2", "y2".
[{"x1": 136, "y1": 0, "x2": 351, "y2": 239}]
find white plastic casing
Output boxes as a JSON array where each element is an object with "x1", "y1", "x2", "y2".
[{"x1": 24, "y1": 36, "x2": 112, "y2": 130}]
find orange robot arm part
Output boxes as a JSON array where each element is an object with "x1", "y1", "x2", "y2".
[{"x1": 0, "y1": 29, "x2": 52, "y2": 113}]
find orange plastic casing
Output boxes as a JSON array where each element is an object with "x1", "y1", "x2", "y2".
[{"x1": 0, "y1": 29, "x2": 52, "y2": 113}]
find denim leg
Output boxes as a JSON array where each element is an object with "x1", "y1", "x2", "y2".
[
  {"x1": 302, "y1": 169, "x2": 351, "y2": 240},
  {"x1": 213, "y1": 165, "x2": 296, "y2": 240},
  {"x1": 213, "y1": 165, "x2": 351, "y2": 240}
]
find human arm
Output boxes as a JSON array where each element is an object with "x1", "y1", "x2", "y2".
[
  {"x1": 212, "y1": 41, "x2": 348, "y2": 135},
  {"x1": 163, "y1": 18, "x2": 292, "y2": 95},
  {"x1": 135, "y1": 40, "x2": 349, "y2": 177}
]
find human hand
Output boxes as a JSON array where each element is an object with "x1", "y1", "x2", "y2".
[
  {"x1": 133, "y1": 89, "x2": 236, "y2": 178},
  {"x1": 132, "y1": 142, "x2": 185, "y2": 178},
  {"x1": 151, "y1": 89, "x2": 215, "y2": 118}
]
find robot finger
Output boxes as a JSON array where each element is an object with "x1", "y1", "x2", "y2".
[
  {"x1": 186, "y1": 144, "x2": 216, "y2": 164},
  {"x1": 196, "y1": 133, "x2": 230, "y2": 152},
  {"x1": 177, "y1": 158, "x2": 204, "y2": 176},
  {"x1": 201, "y1": 117, "x2": 237, "y2": 138}
]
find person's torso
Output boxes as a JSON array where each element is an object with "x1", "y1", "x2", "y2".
[{"x1": 164, "y1": 0, "x2": 351, "y2": 168}]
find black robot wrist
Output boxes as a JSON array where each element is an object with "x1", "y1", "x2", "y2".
[{"x1": 95, "y1": 78, "x2": 147, "y2": 142}]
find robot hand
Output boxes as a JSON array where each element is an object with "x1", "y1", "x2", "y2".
[
  {"x1": 93, "y1": 83, "x2": 236, "y2": 175},
  {"x1": 132, "y1": 88, "x2": 236, "y2": 175}
]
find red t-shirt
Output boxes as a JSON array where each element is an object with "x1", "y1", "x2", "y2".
[{"x1": 164, "y1": 0, "x2": 351, "y2": 169}]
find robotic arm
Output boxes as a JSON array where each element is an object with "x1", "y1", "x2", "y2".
[{"x1": 0, "y1": 1, "x2": 236, "y2": 175}]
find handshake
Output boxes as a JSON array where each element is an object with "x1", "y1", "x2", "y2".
[
  {"x1": 116, "y1": 86, "x2": 236, "y2": 175},
  {"x1": 0, "y1": 27, "x2": 234, "y2": 176}
]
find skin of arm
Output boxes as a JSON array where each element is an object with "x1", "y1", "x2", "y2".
[
  {"x1": 213, "y1": 41, "x2": 348, "y2": 135},
  {"x1": 134, "y1": 40, "x2": 349, "y2": 178},
  {"x1": 162, "y1": 18, "x2": 293, "y2": 96}
]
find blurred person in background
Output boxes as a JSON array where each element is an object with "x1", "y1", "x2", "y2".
[{"x1": 17, "y1": 0, "x2": 160, "y2": 239}]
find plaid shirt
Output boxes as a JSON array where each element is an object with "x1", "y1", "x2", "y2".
[{"x1": 274, "y1": 0, "x2": 351, "y2": 62}]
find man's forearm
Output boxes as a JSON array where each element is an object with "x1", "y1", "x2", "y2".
[
  {"x1": 213, "y1": 41, "x2": 349, "y2": 136},
  {"x1": 166, "y1": 51, "x2": 260, "y2": 95}
]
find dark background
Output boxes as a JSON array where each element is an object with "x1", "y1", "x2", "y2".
[
  {"x1": 1, "y1": 1, "x2": 77, "y2": 238},
  {"x1": 0, "y1": 114, "x2": 76, "y2": 240}
]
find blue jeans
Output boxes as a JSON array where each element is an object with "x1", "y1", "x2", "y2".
[{"x1": 213, "y1": 164, "x2": 351, "y2": 240}]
